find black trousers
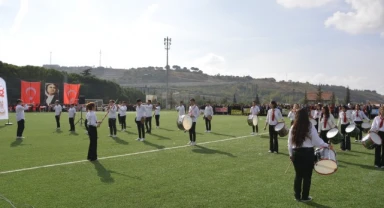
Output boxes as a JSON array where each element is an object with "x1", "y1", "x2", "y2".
[
  {"x1": 55, "y1": 115, "x2": 60, "y2": 128},
  {"x1": 145, "y1": 117, "x2": 152, "y2": 133},
  {"x1": 136, "y1": 120, "x2": 145, "y2": 138},
  {"x1": 269, "y1": 125, "x2": 278, "y2": 152},
  {"x1": 375, "y1": 131, "x2": 384, "y2": 167},
  {"x1": 69, "y1": 118, "x2": 75, "y2": 131},
  {"x1": 354, "y1": 121, "x2": 363, "y2": 140},
  {"x1": 118, "y1": 114, "x2": 121, "y2": 124},
  {"x1": 120, "y1": 116, "x2": 126, "y2": 130},
  {"x1": 320, "y1": 130, "x2": 329, "y2": 144},
  {"x1": 252, "y1": 125, "x2": 259, "y2": 133},
  {"x1": 340, "y1": 123, "x2": 351, "y2": 150},
  {"x1": 292, "y1": 148, "x2": 315, "y2": 200},
  {"x1": 205, "y1": 117, "x2": 211, "y2": 131},
  {"x1": 84, "y1": 119, "x2": 89, "y2": 131},
  {"x1": 155, "y1": 115, "x2": 160, "y2": 127},
  {"x1": 108, "y1": 118, "x2": 117, "y2": 135},
  {"x1": 17, "y1": 119, "x2": 25, "y2": 137},
  {"x1": 87, "y1": 126, "x2": 98, "y2": 161},
  {"x1": 189, "y1": 122, "x2": 196, "y2": 142}
]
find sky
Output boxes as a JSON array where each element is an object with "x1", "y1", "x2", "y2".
[{"x1": 0, "y1": 0, "x2": 384, "y2": 94}]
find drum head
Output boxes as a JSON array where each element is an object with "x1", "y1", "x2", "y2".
[
  {"x1": 345, "y1": 124, "x2": 356, "y2": 133},
  {"x1": 314, "y1": 160, "x2": 338, "y2": 175},
  {"x1": 362, "y1": 122, "x2": 371, "y2": 129},
  {"x1": 274, "y1": 122, "x2": 284, "y2": 131},
  {"x1": 326, "y1": 128, "x2": 339, "y2": 138},
  {"x1": 370, "y1": 132, "x2": 382, "y2": 145},
  {"x1": 253, "y1": 116, "x2": 258, "y2": 126},
  {"x1": 182, "y1": 115, "x2": 193, "y2": 130}
]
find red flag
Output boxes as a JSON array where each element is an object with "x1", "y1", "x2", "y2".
[
  {"x1": 21, "y1": 81, "x2": 41, "y2": 104},
  {"x1": 63, "y1": 83, "x2": 81, "y2": 104}
]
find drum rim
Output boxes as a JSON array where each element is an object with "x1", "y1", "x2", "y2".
[
  {"x1": 326, "y1": 128, "x2": 338, "y2": 137},
  {"x1": 368, "y1": 132, "x2": 382, "y2": 144},
  {"x1": 274, "y1": 122, "x2": 285, "y2": 130}
]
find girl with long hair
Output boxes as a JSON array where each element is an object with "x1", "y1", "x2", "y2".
[{"x1": 318, "y1": 106, "x2": 336, "y2": 143}]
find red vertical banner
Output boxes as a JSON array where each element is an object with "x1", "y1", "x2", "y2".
[
  {"x1": 21, "y1": 81, "x2": 41, "y2": 104},
  {"x1": 63, "y1": 83, "x2": 81, "y2": 104}
]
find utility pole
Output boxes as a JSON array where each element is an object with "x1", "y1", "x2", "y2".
[
  {"x1": 50, "y1": 52, "x2": 52, "y2": 65},
  {"x1": 164, "y1": 37, "x2": 171, "y2": 109}
]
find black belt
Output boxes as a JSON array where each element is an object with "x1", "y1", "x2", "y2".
[{"x1": 293, "y1": 147, "x2": 314, "y2": 152}]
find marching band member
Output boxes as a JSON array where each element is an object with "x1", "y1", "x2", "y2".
[
  {"x1": 204, "y1": 102, "x2": 214, "y2": 133},
  {"x1": 154, "y1": 102, "x2": 161, "y2": 128},
  {"x1": 188, "y1": 98, "x2": 200, "y2": 145},
  {"x1": 250, "y1": 101, "x2": 260, "y2": 135},
  {"x1": 135, "y1": 99, "x2": 146, "y2": 141},
  {"x1": 369, "y1": 106, "x2": 384, "y2": 168},
  {"x1": 311, "y1": 104, "x2": 322, "y2": 131},
  {"x1": 15, "y1": 99, "x2": 29, "y2": 139},
  {"x1": 351, "y1": 104, "x2": 370, "y2": 142},
  {"x1": 288, "y1": 108, "x2": 329, "y2": 202},
  {"x1": 86, "y1": 102, "x2": 101, "y2": 162},
  {"x1": 144, "y1": 100, "x2": 153, "y2": 134},
  {"x1": 118, "y1": 101, "x2": 127, "y2": 131},
  {"x1": 107, "y1": 100, "x2": 117, "y2": 138},
  {"x1": 117, "y1": 101, "x2": 122, "y2": 125},
  {"x1": 264, "y1": 101, "x2": 283, "y2": 153},
  {"x1": 176, "y1": 101, "x2": 186, "y2": 116},
  {"x1": 318, "y1": 106, "x2": 336, "y2": 143},
  {"x1": 337, "y1": 105, "x2": 352, "y2": 151},
  {"x1": 68, "y1": 104, "x2": 76, "y2": 132},
  {"x1": 288, "y1": 104, "x2": 299, "y2": 126},
  {"x1": 53, "y1": 100, "x2": 62, "y2": 130}
]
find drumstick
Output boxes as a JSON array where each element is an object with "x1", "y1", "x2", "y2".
[{"x1": 285, "y1": 161, "x2": 292, "y2": 174}]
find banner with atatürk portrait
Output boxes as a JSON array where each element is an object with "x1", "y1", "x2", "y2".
[
  {"x1": 45, "y1": 83, "x2": 60, "y2": 106},
  {"x1": 21, "y1": 80, "x2": 41, "y2": 105}
]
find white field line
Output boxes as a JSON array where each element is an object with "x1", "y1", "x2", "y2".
[{"x1": 0, "y1": 133, "x2": 268, "y2": 175}]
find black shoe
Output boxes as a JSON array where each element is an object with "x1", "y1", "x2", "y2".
[{"x1": 301, "y1": 196, "x2": 312, "y2": 202}]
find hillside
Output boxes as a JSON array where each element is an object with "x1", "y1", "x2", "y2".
[{"x1": 42, "y1": 64, "x2": 384, "y2": 105}]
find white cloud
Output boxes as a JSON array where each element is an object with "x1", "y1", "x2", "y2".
[
  {"x1": 276, "y1": 0, "x2": 336, "y2": 8},
  {"x1": 193, "y1": 53, "x2": 227, "y2": 75},
  {"x1": 10, "y1": 0, "x2": 28, "y2": 34},
  {"x1": 325, "y1": 0, "x2": 384, "y2": 36}
]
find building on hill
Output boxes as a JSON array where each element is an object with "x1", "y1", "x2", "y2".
[{"x1": 307, "y1": 91, "x2": 333, "y2": 104}]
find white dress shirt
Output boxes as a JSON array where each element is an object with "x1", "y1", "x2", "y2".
[
  {"x1": 68, "y1": 107, "x2": 76, "y2": 118},
  {"x1": 351, "y1": 110, "x2": 369, "y2": 122},
  {"x1": 119, "y1": 105, "x2": 127, "y2": 117},
  {"x1": 86, "y1": 111, "x2": 98, "y2": 126},
  {"x1": 144, "y1": 104, "x2": 153, "y2": 117},
  {"x1": 337, "y1": 111, "x2": 352, "y2": 126},
  {"x1": 318, "y1": 114, "x2": 336, "y2": 132},
  {"x1": 155, "y1": 106, "x2": 161, "y2": 115},
  {"x1": 288, "y1": 124, "x2": 329, "y2": 156},
  {"x1": 265, "y1": 108, "x2": 283, "y2": 126},
  {"x1": 54, "y1": 105, "x2": 62, "y2": 116},
  {"x1": 287, "y1": 110, "x2": 296, "y2": 121},
  {"x1": 108, "y1": 104, "x2": 117, "y2": 118},
  {"x1": 250, "y1": 106, "x2": 260, "y2": 116},
  {"x1": 369, "y1": 115, "x2": 384, "y2": 132},
  {"x1": 16, "y1": 104, "x2": 29, "y2": 121},
  {"x1": 176, "y1": 105, "x2": 185, "y2": 116},
  {"x1": 312, "y1": 109, "x2": 321, "y2": 120},
  {"x1": 189, "y1": 105, "x2": 200, "y2": 122},
  {"x1": 136, "y1": 105, "x2": 146, "y2": 121},
  {"x1": 204, "y1": 105, "x2": 213, "y2": 117}
]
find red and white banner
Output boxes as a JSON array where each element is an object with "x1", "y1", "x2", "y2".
[
  {"x1": 21, "y1": 81, "x2": 41, "y2": 105},
  {"x1": 0, "y1": 77, "x2": 9, "y2": 120},
  {"x1": 63, "y1": 83, "x2": 81, "y2": 104}
]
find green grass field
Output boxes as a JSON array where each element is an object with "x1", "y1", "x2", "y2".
[{"x1": 1, "y1": 111, "x2": 384, "y2": 208}]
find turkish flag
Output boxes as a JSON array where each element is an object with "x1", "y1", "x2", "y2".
[
  {"x1": 21, "y1": 81, "x2": 41, "y2": 104},
  {"x1": 63, "y1": 83, "x2": 81, "y2": 104}
]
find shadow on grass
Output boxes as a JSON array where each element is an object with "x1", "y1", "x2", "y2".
[
  {"x1": 192, "y1": 145, "x2": 236, "y2": 158},
  {"x1": 54, "y1": 129, "x2": 63, "y2": 134},
  {"x1": 123, "y1": 130, "x2": 136, "y2": 135},
  {"x1": 0, "y1": 125, "x2": 6, "y2": 129},
  {"x1": 10, "y1": 139, "x2": 23, "y2": 147},
  {"x1": 304, "y1": 201, "x2": 332, "y2": 208},
  {"x1": 112, "y1": 137, "x2": 129, "y2": 145},
  {"x1": 69, "y1": 131, "x2": 79, "y2": 136},
  {"x1": 338, "y1": 160, "x2": 379, "y2": 170},
  {"x1": 209, "y1": 132, "x2": 235, "y2": 137},
  {"x1": 143, "y1": 140, "x2": 165, "y2": 149},
  {"x1": 150, "y1": 133, "x2": 170, "y2": 140},
  {"x1": 92, "y1": 161, "x2": 115, "y2": 183},
  {"x1": 349, "y1": 150, "x2": 374, "y2": 156},
  {"x1": 158, "y1": 128, "x2": 175, "y2": 132}
]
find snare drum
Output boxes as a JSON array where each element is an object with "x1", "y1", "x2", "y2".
[
  {"x1": 326, "y1": 128, "x2": 343, "y2": 144},
  {"x1": 176, "y1": 115, "x2": 193, "y2": 131},
  {"x1": 361, "y1": 122, "x2": 371, "y2": 133},
  {"x1": 247, "y1": 115, "x2": 258, "y2": 126},
  {"x1": 274, "y1": 122, "x2": 288, "y2": 137},
  {"x1": 314, "y1": 147, "x2": 338, "y2": 175},
  {"x1": 362, "y1": 132, "x2": 382, "y2": 150},
  {"x1": 345, "y1": 123, "x2": 361, "y2": 138}
]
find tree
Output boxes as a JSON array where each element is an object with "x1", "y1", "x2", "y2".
[
  {"x1": 345, "y1": 86, "x2": 351, "y2": 104},
  {"x1": 81, "y1": 68, "x2": 93, "y2": 77},
  {"x1": 255, "y1": 93, "x2": 260, "y2": 104},
  {"x1": 233, "y1": 94, "x2": 237, "y2": 104},
  {"x1": 303, "y1": 90, "x2": 308, "y2": 104},
  {"x1": 331, "y1": 92, "x2": 336, "y2": 105},
  {"x1": 316, "y1": 85, "x2": 322, "y2": 103}
]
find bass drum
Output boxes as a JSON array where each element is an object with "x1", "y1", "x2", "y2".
[
  {"x1": 247, "y1": 115, "x2": 258, "y2": 126},
  {"x1": 274, "y1": 122, "x2": 288, "y2": 137},
  {"x1": 177, "y1": 115, "x2": 193, "y2": 131},
  {"x1": 314, "y1": 147, "x2": 338, "y2": 175},
  {"x1": 362, "y1": 132, "x2": 382, "y2": 150},
  {"x1": 361, "y1": 122, "x2": 371, "y2": 133}
]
